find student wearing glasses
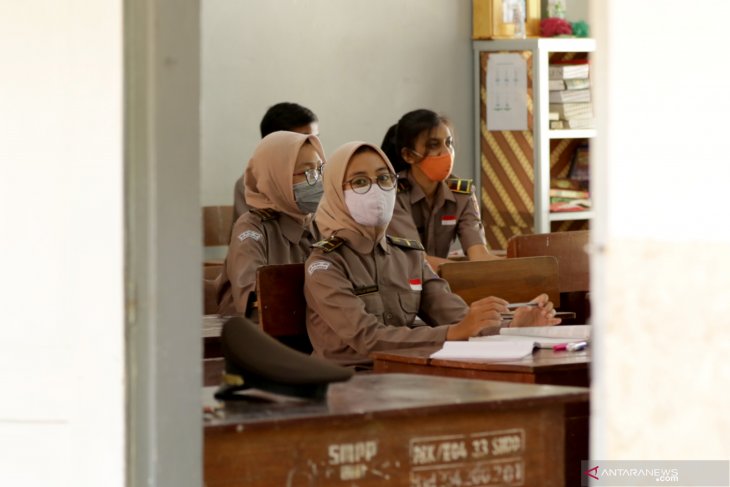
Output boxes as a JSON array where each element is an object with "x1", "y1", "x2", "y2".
[
  {"x1": 304, "y1": 142, "x2": 559, "y2": 368},
  {"x1": 216, "y1": 131, "x2": 326, "y2": 315},
  {"x1": 232, "y1": 102, "x2": 319, "y2": 223},
  {"x1": 382, "y1": 109, "x2": 499, "y2": 272}
]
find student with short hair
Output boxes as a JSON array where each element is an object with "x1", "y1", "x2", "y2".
[
  {"x1": 304, "y1": 142, "x2": 559, "y2": 368},
  {"x1": 382, "y1": 109, "x2": 499, "y2": 272},
  {"x1": 217, "y1": 131, "x2": 326, "y2": 315},
  {"x1": 232, "y1": 102, "x2": 319, "y2": 222}
]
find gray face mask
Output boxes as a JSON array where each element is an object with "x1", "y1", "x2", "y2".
[{"x1": 293, "y1": 179, "x2": 324, "y2": 214}]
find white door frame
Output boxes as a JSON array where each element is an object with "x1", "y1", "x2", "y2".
[{"x1": 125, "y1": 0, "x2": 202, "y2": 485}]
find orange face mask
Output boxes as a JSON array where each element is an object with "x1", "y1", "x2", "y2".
[{"x1": 415, "y1": 152, "x2": 454, "y2": 182}]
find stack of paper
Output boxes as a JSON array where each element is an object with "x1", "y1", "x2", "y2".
[
  {"x1": 471, "y1": 324, "x2": 591, "y2": 349},
  {"x1": 430, "y1": 341, "x2": 535, "y2": 362}
]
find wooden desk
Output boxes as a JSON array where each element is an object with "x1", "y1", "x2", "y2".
[
  {"x1": 371, "y1": 348, "x2": 590, "y2": 487},
  {"x1": 203, "y1": 314, "x2": 225, "y2": 359},
  {"x1": 372, "y1": 347, "x2": 589, "y2": 388},
  {"x1": 203, "y1": 315, "x2": 226, "y2": 386},
  {"x1": 205, "y1": 373, "x2": 588, "y2": 487}
]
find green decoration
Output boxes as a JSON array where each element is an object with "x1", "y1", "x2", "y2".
[{"x1": 571, "y1": 20, "x2": 590, "y2": 38}]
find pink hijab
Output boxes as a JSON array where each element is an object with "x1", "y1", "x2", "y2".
[
  {"x1": 315, "y1": 141, "x2": 395, "y2": 244},
  {"x1": 244, "y1": 131, "x2": 326, "y2": 224}
]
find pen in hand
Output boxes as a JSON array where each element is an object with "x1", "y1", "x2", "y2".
[
  {"x1": 501, "y1": 302, "x2": 540, "y2": 321},
  {"x1": 506, "y1": 302, "x2": 539, "y2": 310}
]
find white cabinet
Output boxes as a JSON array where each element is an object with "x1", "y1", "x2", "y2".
[{"x1": 473, "y1": 38, "x2": 595, "y2": 248}]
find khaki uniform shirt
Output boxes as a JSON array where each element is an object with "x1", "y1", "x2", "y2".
[
  {"x1": 304, "y1": 229, "x2": 468, "y2": 367},
  {"x1": 216, "y1": 209, "x2": 319, "y2": 315},
  {"x1": 231, "y1": 175, "x2": 250, "y2": 224},
  {"x1": 388, "y1": 170, "x2": 487, "y2": 258}
]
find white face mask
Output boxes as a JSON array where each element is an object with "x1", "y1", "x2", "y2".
[{"x1": 344, "y1": 187, "x2": 396, "y2": 227}]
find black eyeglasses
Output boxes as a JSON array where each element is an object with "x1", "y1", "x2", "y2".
[
  {"x1": 293, "y1": 164, "x2": 324, "y2": 186},
  {"x1": 343, "y1": 172, "x2": 397, "y2": 194}
]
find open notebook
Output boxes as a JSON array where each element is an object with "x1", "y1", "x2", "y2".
[
  {"x1": 470, "y1": 324, "x2": 591, "y2": 349},
  {"x1": 430, "y1": 341, "x2": 535, "y2": 362}
]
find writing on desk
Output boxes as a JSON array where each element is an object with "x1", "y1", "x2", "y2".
[
  {"x1": 328, "y1": 440, "x2": 378, "y2": 465},
  {"x1": 409, "y1": 429, "x2": 526, "y2": 486},
  {"x1": 410, "y1": 429, "x2": 524, "y2": 466},
  {"x1": 327, "y1": 440, "x2": 383, "y2": 481}
]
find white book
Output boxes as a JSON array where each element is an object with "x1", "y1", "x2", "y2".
[
  {"x1": 550, "y1": 118, "x2": 594, "y2": 130},
  {"x1": 501, "y1": 324, "x2": 591, "y2": 339},
  {"x1": 549, "y1": 63, "x2": 590, "y2": 80},
  {"x1": 549, "y1": 89, "x2": 591, "y2": 103},
  {"x1": 550, "y1": 120, "x2": 564, "y2": 129},
  {"x1": 470, "y1": 325, "x2": 591, "y2": 349},
  {"x1": 430, "y1": 341, "x2": 534, "y2": 362},
  {"x1": 564, "y1": 78, "x2": 591, "y2": 90},
  {"x1": 550, "y1": 103, "x2": 593, "y2": 120},
  {"x1": 549, "y1": 79, "x2": 566, "y2": 91},
  {"x1": 470, "y1": 334, "x2": 577, "y2": 349}
]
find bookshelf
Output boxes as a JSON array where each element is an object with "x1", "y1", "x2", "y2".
[{"x1": 473, "y1": 37, "x2": 596, "y2": 249}]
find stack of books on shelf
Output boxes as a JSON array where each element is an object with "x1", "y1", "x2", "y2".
[
  {"x1": 550, "y1": 142, "x2": 590, "y2": 213},
  {"x1": 548, "y1": 60, "x2": 593, "y2": 130},
  {"x1": 550, "y1": 177, "x2": 590, "y2": 213}
]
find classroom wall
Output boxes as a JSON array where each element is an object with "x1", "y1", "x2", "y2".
[
  {"x1": 200, "y1": 0, "x2": 475, "y2": 206},
  {"x1": 200, "y1": 0, "x2": 589, "y2": 207},
  {"x1": 592, "y1": 0, "x2": 730, "y2": 460},
  {"x1": 0, "y1": 2, "x2": 124, "y2": 486}
]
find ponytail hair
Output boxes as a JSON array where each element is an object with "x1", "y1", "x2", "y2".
[
  {"x1": 380, "y1": 109, "x2": 451, "y2": 174},
  {"x1": 380, "y1": 124, "x2": 405, "y2": 173}
]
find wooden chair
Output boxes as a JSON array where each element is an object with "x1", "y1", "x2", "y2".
[
  {"x1": 256, "y1": 263, "x2": 312, "y2": 354},
  {"x1": 507, "y1": 230, "x2": 590, "y2": 322},
  {"x1": 203, "y1": 264, "x2": 222, "y2": 315},
  {"x1": 506, "y1": 230, "x2": 589, "y2": 293},
  {"x1": 438, "y1": 256, "x2": 560, "y2": 306},
  {"x1": 202, "y1": 205, "x2": 234, "y2": 265}
]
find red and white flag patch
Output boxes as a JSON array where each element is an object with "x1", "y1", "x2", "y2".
[
  {"x1": 409, "y1": 278, "x2": 422, "y2": 291},
  {"x1": 441, "y1": 215, "x2": 457, "y2": 226}
]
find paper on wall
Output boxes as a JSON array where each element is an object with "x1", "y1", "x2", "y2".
[{"x1": 486, "y1": 53, "x2": 528, "y2": 131}]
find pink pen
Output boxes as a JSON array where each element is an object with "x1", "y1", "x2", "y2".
[{"x1": 553, "y1": 343, "x2": 568, "y2": 351}]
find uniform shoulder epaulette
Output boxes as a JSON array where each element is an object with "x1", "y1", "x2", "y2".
[
  {"x1": 446, "y1": 178, "x2": 473, "y2": 194},
  {"x1": 249, "y1": 208, "x2": 279, "y2": 221},
  {"x1": 312, "y1": 236, "x2": 345, "y2": 253},
  {"x1": 397, "y1": 178, "x2": 412, "y2": 193},
  {"x1": 386, "y1": 235, "x2": 425, "y2": 251}
]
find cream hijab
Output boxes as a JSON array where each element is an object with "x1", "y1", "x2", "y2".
[
  {"x1": 244, "y1": 131, "x2": 326, "y2": 224},
  {"x1": 315, "y1": 141, "x2": 395, "y2": 244}
]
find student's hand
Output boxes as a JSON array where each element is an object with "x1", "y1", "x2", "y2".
[
  {"x1": 465, "y1": 244, "x2": 502, "y2": 261},
  {"x1": 509, "y1": 293, "x2": 561, "y2": 327},
  {"x1": 426, "y1": 255, "x2": 450, "y2": 272},
  {"x1": 447, "y1": 296, "x2": 508, "y2": 340}
]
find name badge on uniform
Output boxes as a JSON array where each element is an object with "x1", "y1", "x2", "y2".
[
  {"x1": 307, "y1": 260, "x2": 330, "y2": 275},
  {"x1": 238, "y1": 230, "x2": 263, "y2": 242},
  {"x1": 409, "y1": 278, "x2": 422, "y2": 291},
  {"x1": 441, "y1": 215, "x2": 457, "y2": 226}
]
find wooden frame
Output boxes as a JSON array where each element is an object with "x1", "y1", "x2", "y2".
[{"x1": 473, "y1": 0, "x2": 541, "y2": 39}]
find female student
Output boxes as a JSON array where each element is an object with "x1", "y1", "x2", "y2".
[
  {"x1": 382, "y1": 109, "x2": 499, "y2": 271},
  {"x1": 304, "y1": 141, "x2": 559, "y2": 368},
  {"x1": 231, "y1": 102, "x2": 319, "y2": 223},
  {"x1": 217, "y1": 131, "x2": 326, "y2": 315}
]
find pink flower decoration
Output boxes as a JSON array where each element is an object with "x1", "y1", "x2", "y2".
[{"x1": 541, "y1": 17, "x2": 573, "y2": 37}]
